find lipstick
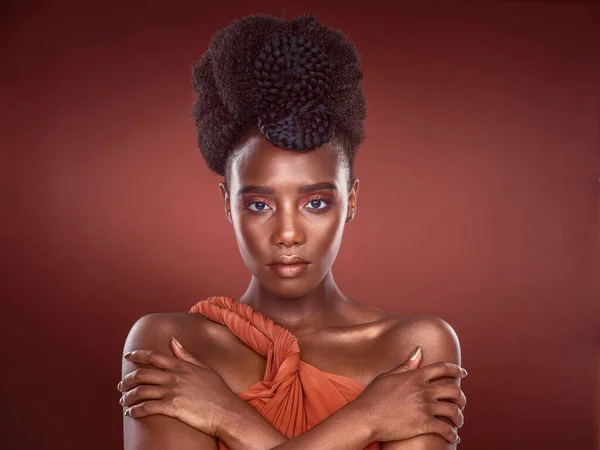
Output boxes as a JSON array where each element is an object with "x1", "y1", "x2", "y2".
[{"x1": 269, "y1": 263, "x2": 310, "y2": 278}]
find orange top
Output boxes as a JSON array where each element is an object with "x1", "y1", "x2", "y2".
[{"x1": 189, "y1": 296, "x2": 381, "y2": 450}]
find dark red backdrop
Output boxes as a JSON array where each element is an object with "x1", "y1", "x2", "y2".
[{"x1": 2, "y1": 2, "x2": 599, "y2": 449}]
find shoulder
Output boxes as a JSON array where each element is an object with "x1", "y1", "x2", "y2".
[
  {"x1": 122, "y1": 313, "x2": 195, "y2": 375},
  {"x1": 125, "y1": 312, "x2": 191, "y2": 338},
  {"x1": 122, "y1": 312, "x2": 230, "y2": 367},
  {"x1": 381, "y1": 314, "x2": 462, "y2": 367},
  {"x1": 121, "y1": 313, "x2": 220, "y2": 449},
  {"x1": 123, "y1": 312, "x2": 203, "y2": 349},
  {"x1": 122, "y1": 311, "x2": 263, "y2": 380}
]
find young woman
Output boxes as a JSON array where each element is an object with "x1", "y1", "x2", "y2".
[{"x1": 117, "y1": 14, "x2": 467, "y2": 450}]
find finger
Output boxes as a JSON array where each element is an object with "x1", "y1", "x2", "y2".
[
  {"x1": 389, "y1": 346, "x2": 422, "y2": 374},
  {"x1": 124, "y1": 398, "x2": 175, "y2": 420},
  {"x1": 120, "y1": 384, "x2": 166, "y2": 407},
  {"x1": 421, "y1": 362, "x2": 467, "y2": 383},
  {"x1": 434, "y1": 383, "x2": 467, "y2": 410},
  {"x1": 124, "y1": 349, "x2": 180, "y2": 371},
  {"x1": 119, "y1": 368, "x2": 172, "y2": 393},
  {"x1": 424, "y1": 419, "x2": 460, "y2": 444},
  {"x1": 432, "y1": 401, "x2": 464, "y2": 429},
  {"x1": 171, "y1": 337, "x2": 210, "y2": 369}
]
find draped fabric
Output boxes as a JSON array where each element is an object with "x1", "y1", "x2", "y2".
[{"x1": 189, "y1": 296, "x2": 381, "y2": 449}]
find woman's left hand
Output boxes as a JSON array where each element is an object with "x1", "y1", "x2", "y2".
[{"x1": 117, "y1": 337, "x2": 239, "y2": 438}]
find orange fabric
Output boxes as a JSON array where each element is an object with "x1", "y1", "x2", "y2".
[{"x1": 189, "y1": 296, "x2": 381, "y2": 449}]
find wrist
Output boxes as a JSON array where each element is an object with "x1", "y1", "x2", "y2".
[
  {"x1": 217, "y1": 397, "x2": 287, "y2": 450},
  {"x1": 269, "y1": 401, "x2": 375, "y2": 450},
  {"x1": 339, "y1": 399, "x2": 378, "y2": 444},
  {"x1": 215, "y1": 397, "x2": 249, "y2": 442}
]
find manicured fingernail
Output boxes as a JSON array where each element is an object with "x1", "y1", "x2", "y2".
[
  {"x1": 124, "y1": 408, "x2": 131, "y2": 417},
  {"x1": 117, "y1": 381, "x2": 122, "y2": 392},
  {"x1": 172, "y1": 337, "x2": 183, "y2": 349},
  {"x1": 119, "y1": 396, "x2": 125, "y2": 405},
  {"x1": 409, "y1": 347, "x2": 421, "y2": 361},
  {"x1": 123, "y1": 352, "x2": 132, "y2": 359},
  {"x1": 461, "y1": 368, "x2": 468, "y2": 376}
]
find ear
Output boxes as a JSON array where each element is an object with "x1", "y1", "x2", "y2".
[
  {"x1": 346, "y1": 178, "x2": 359, "y2": 223},
  {"x1": 218, "y1": 182, "x2": 232, "y2": 224}
]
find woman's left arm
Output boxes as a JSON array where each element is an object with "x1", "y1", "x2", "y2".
[{"x1": 382, "y1": 316, "x2": 465, "y2": 450}]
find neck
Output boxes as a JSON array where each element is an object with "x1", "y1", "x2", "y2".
[{"x1": 236, "y1": 271, "x2": 349, "y2": 337}]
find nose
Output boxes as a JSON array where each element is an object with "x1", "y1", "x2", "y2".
[{"x1": 271, "y1": 205, "x2": 306, "y2": 248}]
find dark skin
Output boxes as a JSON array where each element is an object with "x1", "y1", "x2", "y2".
[{"x1": 119, "y1": 128, "x2": 467, "y2": 449}]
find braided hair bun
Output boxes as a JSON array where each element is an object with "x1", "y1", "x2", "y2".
[{"x1": 192, "y1": 14, "x2": 366, "y2": 178}]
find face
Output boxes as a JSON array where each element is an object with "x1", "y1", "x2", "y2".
[{"x1": 219, "y1": 130, "x2": 359, "y2": 299}]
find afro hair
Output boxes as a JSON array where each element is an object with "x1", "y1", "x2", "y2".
[{"x1": 191, "y1": 14, "x2": 366, "y2": 183}]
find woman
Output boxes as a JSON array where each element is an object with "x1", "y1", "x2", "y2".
[{"x1": 117, "y1": 14, "x2": 467, "y2": 450}]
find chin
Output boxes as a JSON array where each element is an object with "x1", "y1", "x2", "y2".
[
  {"x1": 249, "y1": 262, "x2": 329, "y2": 298},
  {"x1": 264, "y1": 281, "x2": 315, "y2": 299},
  {"x1": 260, "y1": 270, "x2": 322, "y2": 299}
]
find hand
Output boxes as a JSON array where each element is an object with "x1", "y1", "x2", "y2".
[
  {"x1": 117, "y1": 337, "x2": 240, "y2": 437},
  {"x1": 351, "y1": 347, "x2": 467, "y2": 444}
]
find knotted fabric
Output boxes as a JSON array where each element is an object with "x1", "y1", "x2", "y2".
[{"x1": 189, "y1": 296, "x2": 380, "y2": 449}]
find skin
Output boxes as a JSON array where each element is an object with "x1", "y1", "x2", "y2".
[{"x1": 120, "y1": 127, "x2": 467, "y2": 449}]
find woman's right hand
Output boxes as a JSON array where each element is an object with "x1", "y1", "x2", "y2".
[{"x1": 351, "y1": 347, "x2": 467, "y2": 444}]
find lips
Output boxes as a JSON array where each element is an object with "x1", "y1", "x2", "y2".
[
  {"x1": 269, "y1": 262, "x2": 309, "y2": 278},
  {"x1": 268, "y1": 255, "x2": 310, "y2": 265}
]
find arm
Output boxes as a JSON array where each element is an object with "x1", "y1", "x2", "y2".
[
  {"x1": 381, "y1": 316, "x2": 463, "y2": 450},
  {"x1": 219, "y1": 400, "x2": 373, "y2": 450},
  {"x1": 122, "y1": 314, "x2": 219, "y2": 450}
]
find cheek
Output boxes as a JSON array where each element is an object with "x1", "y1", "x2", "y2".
[
  {"x1": 233, "y1": 216, "x2": 266, "y2": 256},
  {"x1": 312, "y1": 213, "x2": 344, "y2": 246},
  {"x1": 319, "y1": 213, "x2": 347, "y2": 262}
]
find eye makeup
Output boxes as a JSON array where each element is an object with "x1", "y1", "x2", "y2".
[{"x1": 244, "y1": 195, "x2": 334, "y2": 213}]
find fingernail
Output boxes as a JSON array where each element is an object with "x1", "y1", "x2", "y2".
[
  {"x1": 117, "y1": 381, "x2": 122, "y2": 392},
  {"x1": 123, "y1": 352, "x2": 132, "y2": 359},
  {"x1": 461, "y1": 368, "x2": 468, "y2": 376},
  {"x1": 456, "y1": 435, "x2": 461, "y2": 444},
  {"x1": 119, "y1": 396, "x2": 125, "y2": 406},
  {"x1": 409, "y1": 347, "x2": 421, "y2": 361},
  {"x1": 124, "y1": 408, "x2": 131, "y2": 417},
  {"x1": 172, "y1": 337, "x2": 183, "y2": 349}
]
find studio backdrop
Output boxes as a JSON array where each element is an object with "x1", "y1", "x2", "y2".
[{"x1": 1, "y1": 2, "x2": 598, "y2": 450}]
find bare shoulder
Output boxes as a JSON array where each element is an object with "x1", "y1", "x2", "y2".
[
  {"x1": 123, "y1": 312, "x2": 192, "y2": 349},
  {"x1": 122, "y1": 312, "x2": 216, "y2": 362},
  {"x1": 121, "y1": 312, "x2": 220, "y2": 450},
  {"x1": 123, "y1": 310, "x2": 267, "y2": 391},
  {"x1": 377, "y1": 317, "x2": 464, "y2": 450},
  {"x1": 347, "y1": 299, "x2": 461, "y2": 361},
  {"x1": 379, "y1": 313, "x2": 462, "y2": 368}
]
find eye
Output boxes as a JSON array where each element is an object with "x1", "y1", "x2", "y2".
[
  {"x1": 305, "y1": 197, "x2": 330, "y2": 210},
  {"x1": 247, "y1": 201, "x2": 271, "y2": 212}
]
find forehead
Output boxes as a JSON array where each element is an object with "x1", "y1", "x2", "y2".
[{"x1": 230, "y1": 133, "x2": 343, "y2": 187}]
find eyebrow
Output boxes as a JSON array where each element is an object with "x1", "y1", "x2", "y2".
[{"x1": 237, "y1": 182, "x2": 338, "y2": 196}]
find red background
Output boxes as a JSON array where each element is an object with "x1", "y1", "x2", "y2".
[{"x1": 1, "y1": 2, "x2": 599, "y2": 449}]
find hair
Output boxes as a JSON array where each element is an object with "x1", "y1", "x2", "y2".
[{"x1": 191, "y1": 14, "x2": 366, "y2": 191}]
